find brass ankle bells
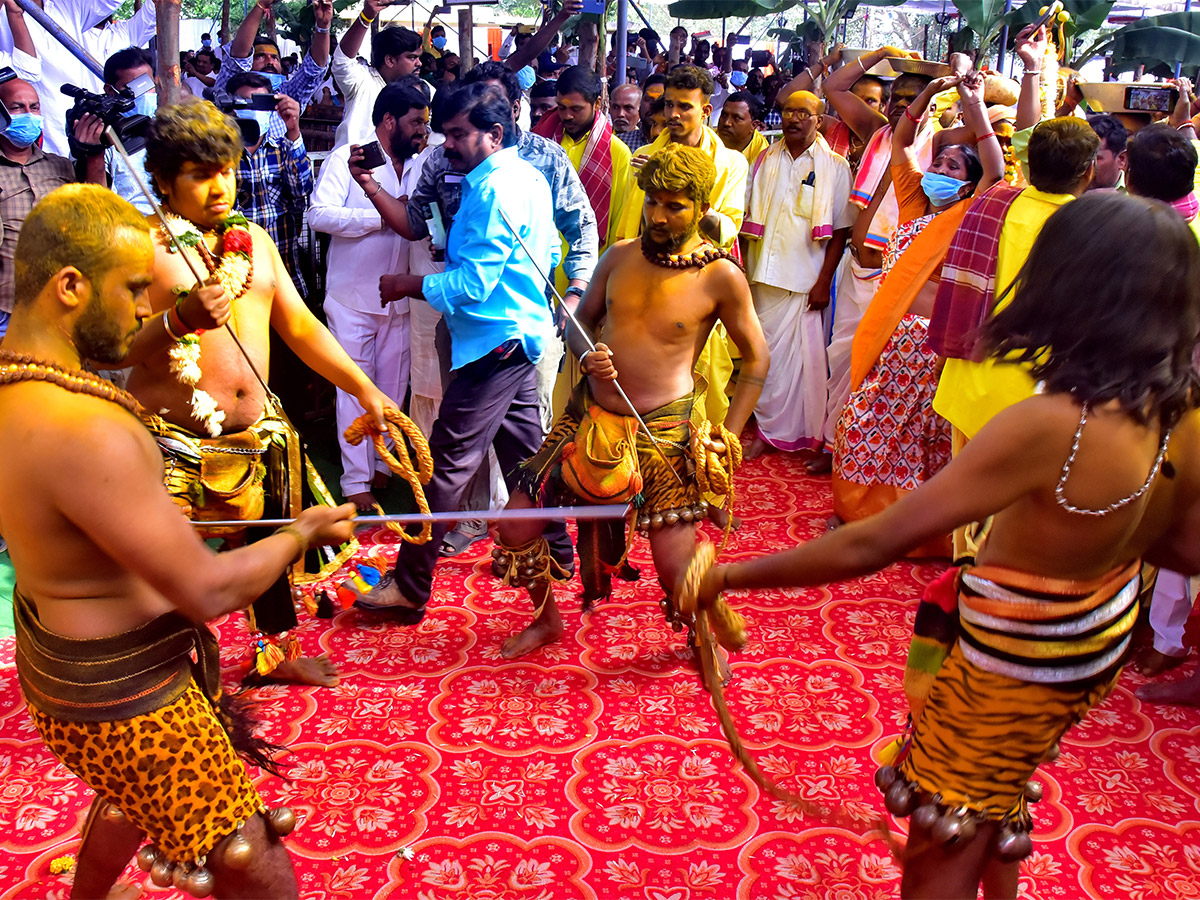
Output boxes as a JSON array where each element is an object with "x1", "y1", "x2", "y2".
[
  {"x1": 637, "y1": 501, "x2": 707, "y2": 532},
  {"x1": 132, "y1": 803, "x2": 296, "y2": 897},
  {"x1": 873, "y1": 766, "x2": 1036, "y2": 861}
]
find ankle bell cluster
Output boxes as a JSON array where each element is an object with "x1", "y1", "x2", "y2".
[
  {"x1": 873, "y1": 766, "x2": 1036, "y2": 862},
  {"x1": 637, "y1": 500, "x2": 708, "y2": 533},
  {"x1": 131, "y1": 802, "x2": 297, "y2": 897}
]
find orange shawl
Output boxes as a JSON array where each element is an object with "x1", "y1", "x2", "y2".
[{"x1": 849, "y1": 199, "x2": 971, "y2": 390}]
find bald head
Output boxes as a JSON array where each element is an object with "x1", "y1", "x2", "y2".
[
  {"x1": 611, "y1": 83, "x2": 641, "y2": 133},
  {"x1": 0, "y1": 78, "x2": 40, "y2": 117},
  {"x1": 781, "y1": 90, "x2": 821, "y2": 153}
]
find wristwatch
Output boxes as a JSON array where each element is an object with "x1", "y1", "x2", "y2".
[{"x1": 564, "y1": 285, "x2": 586, "y2": 300}]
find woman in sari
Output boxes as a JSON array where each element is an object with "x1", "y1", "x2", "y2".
[{"x1": 831, "y1": 71, "x2": 1004, "y2": 556}]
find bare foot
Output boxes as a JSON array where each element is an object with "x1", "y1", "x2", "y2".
[
  {"x1": 106, "y1": 884, "x2": 142, "y2": 899},
  {"x1": 1134, "y1": 648, "x2": 1189, "y2": 677},
  {"x1": 270, "y1": 654, "x2": 341, "y2": 687},
  {"x1": 501, "y1": 616, "x2": 563, "y2": 658},
  {"x1": 708, "y1": 505, "x2": 742, "y2": 531},
  {"x1": 744, "y1": 435, "x2": 773, "y2": 460},
  {"x1": 1137, "y1": 674, "x2": 1200, "y2": 706},
  {"x1": 805, "y1": 452, "x2": 833, "y2": 475},
  {"x1": 825, "y1": 514, "x2": 843, "y2": 532},
  {"x1": 345, "y1": 491, "x2": 377, "y2": 514}
]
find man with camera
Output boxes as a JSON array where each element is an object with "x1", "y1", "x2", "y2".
[
  {"x1": 0, "y1": 73, "x2": 104, "y2": 340},
  {"x1": 214, "y1": 0, "x2": 333, "y2": 132},
  {"x1": 310, "y1": 80, "x2": 430, "y2": 511},
  {"x1": 226, "y1": 71, "x2": 315, "y2": 299},
  {"x1": 74, "y1": 47, "x2": 157, "y2": 213}
]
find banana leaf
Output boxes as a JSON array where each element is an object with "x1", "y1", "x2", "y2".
[
  {"x1": 1106, "y1": 24, "x2": 1200, "y2": 75},
  {"x1": 1003, "y1": 0, "x2": 1114, "y2": 36},
  {"x1": 667, "y1": 0, "x2": 801, "y2": 18},
  {"x1": 951, "y1": 0, "x2": 1010, "y2": 43}
]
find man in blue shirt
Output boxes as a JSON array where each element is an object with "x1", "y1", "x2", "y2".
[{"x1": 358, "y1": 82, "x2": 573, "y2": 621}]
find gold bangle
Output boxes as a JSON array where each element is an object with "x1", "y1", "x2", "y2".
[{"x1": 274, "y1": 524, "x2": 308, "y2": 564}]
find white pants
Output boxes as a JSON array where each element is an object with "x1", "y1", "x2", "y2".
[
  {"x1": 1150, "y1": 569, "x2": 1195, "y2": 657},
  {"x1": 324, "y1": 296, "x2": 411, "y2": 496},
  {"x1": 822, "y1": 255, "x2": 882, "y2": 449},
  {"x1": 751, "y1": 283, "x2": 828, "y2": 451}
]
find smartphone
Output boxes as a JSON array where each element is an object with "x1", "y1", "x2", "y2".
[
  {"x1": 580, "y1": 0, "x2": 604, "y2": 15},
  {"x1": 1126, "y1": 86, "x2": 1177, "y2": 113},
  {"x1": 358, "y1": 140, "x2": 386, "y2": 170},
  {"x1": 249, "y1": 92, "x2": 278, "y2": 110}
]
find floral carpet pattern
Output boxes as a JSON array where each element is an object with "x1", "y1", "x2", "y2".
[{"x1": 2, "y1": 452, "x2": 1200, "y2": 898}]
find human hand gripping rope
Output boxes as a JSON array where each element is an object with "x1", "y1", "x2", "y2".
[{"x1": 343, "y1": 408, "x2": 435, "y2": 545}]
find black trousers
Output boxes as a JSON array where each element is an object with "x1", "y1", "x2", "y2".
[{"x1": 390, "y1": 340, "x2": 573, "y2": 606}]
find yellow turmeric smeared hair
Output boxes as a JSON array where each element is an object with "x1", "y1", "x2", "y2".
[
  {"x1": 144, "y1": 101, "x2": 242, "y2": 197},
  {"x1": 637, "y1": 143, "x2": 716, "y2": 209},
  {"x1": 13, "y1": 183, "x2": 149, "y2": 308}
]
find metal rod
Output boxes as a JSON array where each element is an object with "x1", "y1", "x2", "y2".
[
  {"x1": 615, "y1": 0, "x2": 628, "y2": 87},
  {"x1": 193, "y1": 504, "x2": 632, "y2": 529},
  {"x1": 12, "y1": 0, "x2": 105, "y2": 81},
  {"x1": 496, "y1": 207, "x2": 686, "y2": 487},
  {"x1": 105, "y1": 125, "x2": 279, "y2": 409}
]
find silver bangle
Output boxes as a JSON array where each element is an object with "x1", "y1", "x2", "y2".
[{"x1": 858, "y1": 57, "x2": 867, "y2": 75}]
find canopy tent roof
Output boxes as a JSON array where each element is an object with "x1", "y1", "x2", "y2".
[{"x1": 663, "y1": 0, "x2": 1189, "y2": 19}]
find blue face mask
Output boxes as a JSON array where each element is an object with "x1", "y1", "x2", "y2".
[
  {"x1": 261, "y1": 71, "x2": 286, "y2": 91},
  {"x1": 432, "y1": 34, "x2": 447, "y2": 50},
  {"x1": 516, "y1": 65, "x2": 536, "y2": 92},
  {"x1": 201, "y1": 39, "x2": 211, "y2": 49},
  {"x1": 3, "y1": 112, "x2": 42, "y2": 148},
  {"x1": 234, "y1": 108, "x2": 272, "y2": 144},
  {"x1": 921, "y1": 170, "x2": 968, "y2": 207},
  {"x1": 730, "y1": 70, "x2": 748, "y2": 87},
  {"x1": 131, "y1": 89, "x2": 157, "y2": 118}
]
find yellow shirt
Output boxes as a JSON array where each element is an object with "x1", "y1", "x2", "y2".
[
  {"x1": 742, "y1": 129, "x2": 769, "y2": 168},
  {"x1": 614, "y1": 125, "x2": 749, "y2": 249},
  {"x1": 560, "y1": 127, "x2": 634, "y2": 250},
  {"x1": 933, "y1": 186, "x2": 1076, "y2": 438}
]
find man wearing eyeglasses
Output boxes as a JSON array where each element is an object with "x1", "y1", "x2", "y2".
[{"x1": 740, "y1": 89, "x2": 853, "y2": 459}]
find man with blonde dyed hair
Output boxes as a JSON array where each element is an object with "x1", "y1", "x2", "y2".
[
  {"x1": 490, "y1": 143, "x2": 769, "y2": 659},
  {"x1": 0, "y1": 183, "x2": 354, "y2": 899}
]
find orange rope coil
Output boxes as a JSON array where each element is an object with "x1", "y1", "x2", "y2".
[{"x1": 344, "y1": 409, "x2": 434, "y2": 545}]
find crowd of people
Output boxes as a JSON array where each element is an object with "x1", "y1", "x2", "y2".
[{"x1": 2, "y1": 0, "x2": 1200, "y2": 898}]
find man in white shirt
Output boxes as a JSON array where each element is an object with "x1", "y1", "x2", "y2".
[
  {"x1": 330, "y1": 0, "x2": 423, "y2": 149},
  {"x1": 742, "y1": 90, "x2": 853, "y2": 457},
  {"x1": 309, "y1": 80, "x2": 430, "y2": 510},
  {"x1": 0, "y1": 0, "x2": 155, "y2": 155}
]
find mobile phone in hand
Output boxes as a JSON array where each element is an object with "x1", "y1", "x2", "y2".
[
  {"x1": 359, "y1": 140, "x2": 386, "y2": 170},
  {"x1": 249, "y1": 92, "x2": 278, "y2": 110}
]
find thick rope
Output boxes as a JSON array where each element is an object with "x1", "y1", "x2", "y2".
[
  {"x1": 692, "y1": 420, "x2": 741, "y2": 551},
  {"x1": 344, "y1": 410, "x2": 435, "y2": 545},
  {"x1": 677, "y1": 541, "x2": 891, "y2": 839}
]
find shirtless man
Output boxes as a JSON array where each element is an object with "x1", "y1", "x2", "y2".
[
  {"x1": 0, "y1": 184, "x2": 355, "y2": 899},
  {"x1": 687, "y1": 193, "x2": 1200, "y2": 899},
  {"x1": 494, "y1": 142, "x2": 768, "y2": 658},
  {"x1": 119, "y1": 101, "x2": 398, "y2": 686}
]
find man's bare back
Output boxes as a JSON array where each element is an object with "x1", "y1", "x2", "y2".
[{"x1": 127, "y1": 219, "x2": 279, "y2": 433}]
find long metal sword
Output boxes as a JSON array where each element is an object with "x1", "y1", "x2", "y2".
[
  {"x1": 496, "y1": 207, "x2": 686, "y2": 487},
  {"x1": 193, "y1": 504, "x2": 631, "y2": 529},
  {"x1": 105, "y1": 125, "x2": 279, "y2": 408}
]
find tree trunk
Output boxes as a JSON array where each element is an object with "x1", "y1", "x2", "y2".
[
  {"x1": 578, "y1": 18, "x2": 599, "y2": 72},
  {"x1": 155, "y1": 0, "x2": 181, "y2": 106},
  {"x1": 220, "y1": 0, "x2": 231, "y2": 45},
  {"x1": 458, "y1": 7, "x2": 474, "y2": 77}
]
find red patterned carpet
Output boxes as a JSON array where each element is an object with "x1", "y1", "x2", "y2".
[{"x1": 3, "y1": 452, "x2": 1200, "y2": 899}]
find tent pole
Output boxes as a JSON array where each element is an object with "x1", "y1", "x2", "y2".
[{"x1": 615, "y1": 0, "x2": 629, "y2": 86}]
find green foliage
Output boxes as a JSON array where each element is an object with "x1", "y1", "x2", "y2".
[
  {"x1": 274, "y1": 0, "x2": 357, "y2": 45},
  {"x1": 1103, "y1": 12, "x2": 1200, "y2": 75},
  {"x1": 667, "y1": 0, "x2": 801, "y2": 19}
]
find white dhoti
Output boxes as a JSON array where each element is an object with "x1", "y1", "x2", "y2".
[
  {"x1": 1150, "y1": 569, "x2": 1195, "y2": 658},
  {"x1": 752, "y1": 283, "x2": 828, "y2": 452},
  {"x1": 324, "y1": 295, "x2": 411, "y2": 496},
  {"x1": 822, "y1": 255, "x2": 882, "y2": 450}
]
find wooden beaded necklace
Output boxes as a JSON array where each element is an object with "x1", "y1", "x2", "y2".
[{"x1": 0, "y1": 349, "x2": 141, "y2": 416}]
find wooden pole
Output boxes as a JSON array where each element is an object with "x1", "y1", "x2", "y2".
[
  {"x1": 458, "y1": 7, "x2": 474, "y2": 78},
  {"x1": 155, "y1": 0, "x2": 182, "y2": 106},
  {"x1": 221, "y1": 0, "x2": 231, "y2": 45}
]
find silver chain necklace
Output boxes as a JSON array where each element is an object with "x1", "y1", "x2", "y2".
[{"x1": 1055, "y1": 403, "x2": 1171, "y2": 517}]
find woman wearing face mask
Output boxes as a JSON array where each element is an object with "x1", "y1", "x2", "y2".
[{"x1": 831, "y1": 72, "x2": 1003, "y2": 553}]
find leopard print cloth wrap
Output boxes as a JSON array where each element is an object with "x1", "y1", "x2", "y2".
[{"x1": 27, "y1": 682, "x2": 263, "y2": 864}]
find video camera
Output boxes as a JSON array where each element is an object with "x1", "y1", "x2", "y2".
[
  {"x1": 218, "y1": 94, "x2": 278, "y2": 148},
  {"x1": 62, "y1": 74, "x2": 154, "y2": 155}
]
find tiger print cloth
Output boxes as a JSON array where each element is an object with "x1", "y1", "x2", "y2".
[
  {"x1": 898, "y1": 562, "x2": 1136, "y2": 821},
  {"x1": 28, "y1": 682, "x2": 263, "y2": 864}
]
